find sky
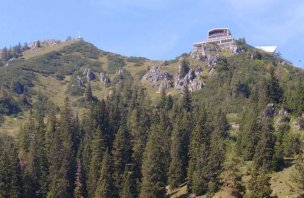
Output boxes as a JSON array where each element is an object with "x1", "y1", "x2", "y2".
[{"x1": 1, "y1": 0, "x2": 304, "y2": 67}]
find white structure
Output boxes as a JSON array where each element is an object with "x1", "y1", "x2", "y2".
[{"x1": 255, "y1": 46, "x2": 277, "y2": 54}]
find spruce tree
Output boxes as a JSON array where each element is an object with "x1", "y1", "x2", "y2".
[
  {"x1": 180, "y1": 86, "x2": 192, "y2": 112},
  {"x1": 0, "y1": 135, "x2": 23, "y2": 198},
  {"x1": 267, "y1": 68, "x2": 283, "y2": 104},
  {"x1": 47, "y1": 98, "x2": 76, "y2": 198},
  {"x1": 168, "y1": 113, "x2": 190, "y2": 189},
  {"x1": 187, "y1": 108, "x2": 208, "y2": 193},
  {"x1": 168, "y1": 137, "x2": 183, "y2": 188},
  {"x1": 140, "y1": 113, "x2": 169, "y2": 198},
  {"x1": 253, "y1": 118, "x2": 275, "y2": 171},
  {"x1": 87, "y1": 128, "x2": 105, "y2": 197},
  {"x1": 247, "y1": 170, "x2": 272, "y2": 198},
  {"x1": 94, "y1": 150, "x2": 115, "y2": 198},
  {"x1": 220, "y1": 157, "x2": 243, "y2": 197},
  {"x1": 84, "y1": 82, "x2": 93, "y2": 102},
  {"x1": 120, "y1": 170, "x2": 136, "y2": 198},
  {"x1": 294, "y1": 143, "x2": 304, "y2": 188},
  {"x1": 236, "y1": 107, "x2": 260, "y2": 160},
  {"x1": 112, "y1": 118, "x2": 132, "y2": 193},
  {"x1": 74, "y1": 160, "x2": 85, "y2": 198}
]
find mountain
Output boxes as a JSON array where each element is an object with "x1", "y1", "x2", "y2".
[{"x1": 0, "y1": 37, "x2": 304, "y2": 197}]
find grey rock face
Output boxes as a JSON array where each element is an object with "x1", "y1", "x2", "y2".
[
  {"x1": 142, "y1": 66, "x2": 173, "y2": 86},
  {"x1": 174, "y1": 68, "x2": 204, "y2": 91},
  {"x1": 100, "y1": 72, "x2": 110, "y2": 84},
  {"x1": 116, "y1": 69, "x2": 124, "y2": 76},
  {"x1": 83, "y1": 68, "x2": 95, "y2": 81},
  {"x1": 189, "y1": 76, "x2": 204, "y2": 92},
  {"x1": 77, "y1": 76, "x2": 85, "y2": 87},
  {"x1": 159, "y1": 80, "x2": 173, "y2": 92},
  {"x1": 142, "y1": 65, "x2": 204, "y2": 93}
]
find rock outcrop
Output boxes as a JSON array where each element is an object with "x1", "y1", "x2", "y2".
[
  {"x1": 159, "y1": 80, "x2": 173, "y2": 92},
  {"x1": 100, "y1": 72, "x2": 110, "y2": 84},
  {"x1": 83, "y1": 68, "x2": 95, "y2": 81},
  {"x1": 28, "y1": 39, "x2": 62, "y2": 49},
  {"x1": 142, "y1": 65, "x2": 204, "y2": 93},
  {"x1": 142, "y1": 66, "x2": 173, "y2": 87},
  {"x1": 77, "y1": 76, "x2": 85, "y2": 87},
  {"x1": 174, "y1": 66, "x2": 204, "y2": 91}
]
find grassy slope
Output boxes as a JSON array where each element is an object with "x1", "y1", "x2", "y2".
[
  {"x1": 23, "y1": 40, "x2": 78, "y2": 59},
  {"x1": 1, "y1": 40, "x2": 304, "y2": 197}
]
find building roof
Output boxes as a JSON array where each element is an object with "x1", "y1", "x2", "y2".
[{"x1": 255, "y1": 46, "x2": 277, "y2": 54}]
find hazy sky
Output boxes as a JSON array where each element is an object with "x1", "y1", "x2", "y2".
[{"x1": 1, "y1": 0, "x2": 304, "y2": 67}]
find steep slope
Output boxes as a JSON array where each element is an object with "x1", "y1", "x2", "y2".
[
  {"x1": 1, "y1": 38, "x2": 304, "y2": 197},
  {"x1": 0, "y1": 39, "x2": 303, "y2": 134}
]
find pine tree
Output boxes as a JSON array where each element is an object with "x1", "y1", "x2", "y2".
[
  {"x1": 120, "y1": 170, "x2": 136, "y2": 198},
  {"x1": 294, "y1": 143, "x2": 304, "y2": 188},
  {"x1": 207, "y1": 115, "x2": 226, "y2": 193},
  {"x1": 74, "y1": 160, "x2": 85, "y2": 198},
  {"x1": 220, "y1": 157, "x2": 243, "y2": 198},
  {"x1": 187, "y1": 109, "x2": 208, "y2": 193},
  {"x1": 47, "y1": 98, "x2": 76, "y2": 198},
  {"x1": 267, "y1": 68, "x2": 283, "y2": 104},
  {"x1": 236, "y1": 107, "x2": 260, "y2": 160},
  {"x1": 87, "y1": 128, "x2": 105, "y2": 197},
  {"x1": 0, "y1": 135, "x2": 23, "y2": 198},
  {"x1": 180, "y1": 86, "x2": 192, "y2": 112},
  {"x1": 168, "y1": 113, "x2": 190, "y2": 189},
  {"x1": 140, "y1": 114, "x2": 169, "y2": 198},
  {"x1": 112, "y1": 118, "x2": 132, "y2": 193},
  {"x1": 253, "y1": 118, "x2": 275, "y2": 171},
  {"x1": 179, "y1": 59, "x2": 189, "y2": 78},
  {"x1": 247, "y1": 170, "x2": 272, "y2": 198},
  {"x1": 168, "y1": 126, "x2": 183, "y2": 188},
  {"x1": 94, "y1": 150, "x2": 115, "y2": 198},
  {"x1": 158, "y1": 89, "x2": 167, "y2": 109},
  {"x1": 84, "y1": 82, "x2": 93, "y2": 102}
]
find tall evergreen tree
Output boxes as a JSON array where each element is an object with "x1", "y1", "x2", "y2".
[
  {"x1": 84, "y1": 82, "x2": 93, "y2": 102},
  {"x1": 94, "y1": 150, "x2": 115, "y2": 198},
  {"x1": 140, "y1": 113, "x2": 169, "y2": 198},
  {"x1": 180, "y1": 86, "x2": 192, "y2": 112},
  {"x1": 120, "y1": 169, "x2": 136, "y2": 198},
  {"x1": 247, "y1": 170, "x2": 272, "y2": 198},
  {"x1": 253, "y1": 118, "x2": 275, "y2": 171},
  {"x1": 87, "y1": 128, "x2": 105, "y2": 197},
  {"x1": 0, "y1": 135, "x2": 23, "y2": 198},
  {"x1": 267, "y1": 68, "x2": 283, "y2": 104},
  {"x1": 112, "y1": 118, "x2": 132, "y2": 193},
  {"x1": 47, "y1": 98, "x2": 76, "y2": 198},
  {"x1": 187, "y1": 108, "x2": 207, "y2": 193},
  {"x1": 168, "y1": 112, "x2": 191, "y2": 189},
  {"x1": 74, "y1": 160, "x2": 85, "y2": 198},
  {"x1": 236, "y1": 107, "x2": 260, "y2": 160},
  {"x1": 294, "y1": 143, "x2": 304, "y2": 188}
]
